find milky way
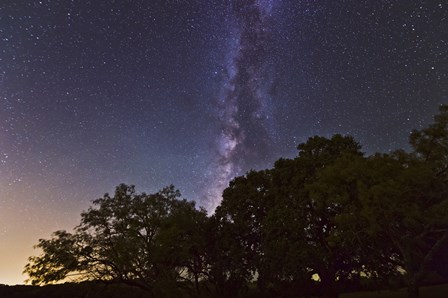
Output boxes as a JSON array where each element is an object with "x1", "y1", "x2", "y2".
[
  {"x1": 201, "y1": 0, "x2": 276, "y2": 212},
  {"x1": 1, "y1": 0, "x2": 447, "y2": 284}
]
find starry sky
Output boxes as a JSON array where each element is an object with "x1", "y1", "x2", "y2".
[{"x1": 1, "y1": 0, "x2": 447, "y2": 285}]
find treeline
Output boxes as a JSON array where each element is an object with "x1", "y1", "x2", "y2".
[{"x1": 24, "y1": 106, "x2": 448, "y2": 298}]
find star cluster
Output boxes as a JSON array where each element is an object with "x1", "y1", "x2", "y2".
[{"x1": 0, "y1": 0, "x2": 447, "y2": 285}]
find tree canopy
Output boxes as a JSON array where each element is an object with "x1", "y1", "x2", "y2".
[{"x1": 25, "y1": 184, "x2": 208, "y2": 297}]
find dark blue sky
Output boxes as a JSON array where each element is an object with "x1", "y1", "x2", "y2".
[{"x1": 0, "y1": 0, "x2": 447, "y2": 284}]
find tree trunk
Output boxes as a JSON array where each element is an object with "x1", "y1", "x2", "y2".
[
  {"x1": 407, "y1": 279, "x2": 419, "y2": 298},
  {"x1": 194, "y1": 272, "x2": 200, "y2": 297},
  {"x1": 320, "y1": 272, "x2": 338, "y2": 298}
]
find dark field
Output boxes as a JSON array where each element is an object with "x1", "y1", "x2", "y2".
[{"x1": 1, "y1": 282, "x2": 447, "y2": 298}]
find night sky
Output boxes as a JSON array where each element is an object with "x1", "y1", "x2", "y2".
[{"x1": 1, "y1": 0, "x2": 447, "y2": 285}]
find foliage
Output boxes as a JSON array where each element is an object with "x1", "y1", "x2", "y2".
[
  {"x1": 357, "y1": 105, "x2": 448, "y2": 298},
  {"x1": 24, "y1": 184, "x2": 208, "y2": 296},
  {"x1": 24, "y1": 230, "x2": 80, "y2": 285}
]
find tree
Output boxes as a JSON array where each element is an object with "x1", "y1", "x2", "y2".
[
  {"x1": 211, "y1": 170, "x2": 272, "y2": 297},
  {"x1": 355, "y1": 105, "x2": 448, "y2": 298},
  {"x1": 410, "y1": 105, "x2": 448, "y2": 171},
  {"x1": 156, "y1": 199, "x2": 209, "y2": 297},
  {"x1": 268, "y1": 135, "x2": 367, "y2": 298},
  {"x1": 214, "y1": 135, "x2": 368, "y2": 298},
  {"x1": 356, "y1": 152, "x2": 448, "y2": 298},
  {"x1": 24, "y1": 230, "x2": 81, "y2": 285},
  {"x1": 24, "y1": 184, "x2": 208, "y2": 296},
  {"x1": 314, "y1": 105, "x2": 448, "y2": 298},
  {"x1": 306, "y1": 153, "x2": 404, "y2": 286}
]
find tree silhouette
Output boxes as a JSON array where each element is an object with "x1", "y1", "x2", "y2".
[
  {"x1": 24, "y1": 184, "x2": 208, "y2": 296},
  {"x1": 24, "y1": 106, "x2": 448, "y2": 298},
  {"x1": 356, "y1": 105, "x2": 448, "y2": 298}
]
